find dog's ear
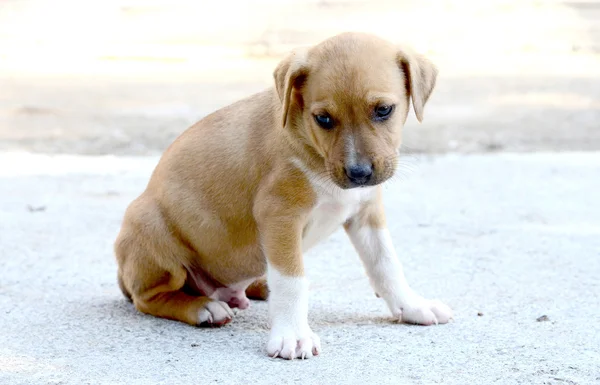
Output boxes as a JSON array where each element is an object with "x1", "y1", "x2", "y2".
[
  {"x1": 273, "y1": 48, "x2": 309, "y2": 128},
  {"x1": 397, "y1": 48, "x2": 438, "y2": 122}
]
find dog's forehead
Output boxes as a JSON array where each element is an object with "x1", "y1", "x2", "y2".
[
  {"x1": 307, "y1": 57, "x2": 405, "y2": 110},
  {"x1": 306, "y1": 39, "x2": 405, "y2": 106}
]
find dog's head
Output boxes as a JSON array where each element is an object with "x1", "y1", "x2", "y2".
[{"x1": 274, "y1": 32, "x2": 437, "y2": 189}]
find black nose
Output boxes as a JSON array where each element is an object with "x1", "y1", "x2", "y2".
[{"x1": 345, "y1": 163, "x2": 373, "y2": 185}]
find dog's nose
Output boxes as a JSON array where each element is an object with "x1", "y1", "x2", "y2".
[{"x1": 345, "y1": 163, "x2": 373, "y2": 185}]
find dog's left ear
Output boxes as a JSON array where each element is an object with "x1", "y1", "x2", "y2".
[
  {"x1": 396, "y1": 48, "x2": 438, "y2": 122},
  {"x1": 273, "y1": 48, "x2": 310, "y2": 128}
]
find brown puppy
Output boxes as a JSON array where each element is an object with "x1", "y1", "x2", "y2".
[{"x1": 114, "y1": 32, "x2": 452, "y2": 360}]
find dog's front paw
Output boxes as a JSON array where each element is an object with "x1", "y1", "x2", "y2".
[
  {"x1": 395, "y1": 298, "x2": 453, "y2": 326},
  {"x1": 267, "y1": 326, "x2": 321, "y2": 360},
  {"x1": 197, "y1": 300, "x2": 234, "y2": 327}
]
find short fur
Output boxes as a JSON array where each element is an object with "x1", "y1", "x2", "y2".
[{"x1": 114, "y1": 32, "x2": 452, "y2": 359}]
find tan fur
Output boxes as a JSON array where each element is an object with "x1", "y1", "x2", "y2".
[
  {"x1": 114, "y1": 32, "x2": 437, "y2": 326},
  {"x1": 245, "y1": 277, "x2": 269, "y2": 300}
]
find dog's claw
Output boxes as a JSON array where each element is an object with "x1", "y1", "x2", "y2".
[{"x1": 268, "y1": 331, "x2": 320, "y2": 360}]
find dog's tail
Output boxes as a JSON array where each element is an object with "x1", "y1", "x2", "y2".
[{"x1": 118, "y1": 272, "x2": 133, "y2": 302}]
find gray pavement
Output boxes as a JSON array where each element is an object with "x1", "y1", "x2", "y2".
[
  {"x1": 1, "y1": 152, "x2": 599, "y2": 385},
  {"x1": 2, "y1": 1, "x2": 600, "y2": 383}
]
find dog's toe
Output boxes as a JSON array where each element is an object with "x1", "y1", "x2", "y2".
[
  {"x1": 198, "y1": 301, "x2": 234, "y2": 327},
  {"x1": 267, "y1": 330, "x2": 320, "y2": 360},
  {"x1": 429, "y1": 299, "x2": 453, "y2": 324},
  {"x1": 399, "y1": 298, "x2": 453, "y2": 325}
]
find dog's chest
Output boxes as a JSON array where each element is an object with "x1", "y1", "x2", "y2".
[{"x1": 302, "y1": 187, "x2": 374, "y2": 252}]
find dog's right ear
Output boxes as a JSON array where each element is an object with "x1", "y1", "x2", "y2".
[{"x1": 273, "y1": 48, "x2": 309, "y2": 128}]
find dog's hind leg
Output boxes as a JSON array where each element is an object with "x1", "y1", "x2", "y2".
[
  {"x1": 130, "y1": 263, "x2": 233, "y2": 326},
  {"x1": 245, "y1": 276, "x2": 269, "y2": 300},
  {"x1": 115, "y1": 198, "x2": 233, "y2": 327},
  {"x1": 117, "y1": 272, "x2": 132, "y2": 302}
]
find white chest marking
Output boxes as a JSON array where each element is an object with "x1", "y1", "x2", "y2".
[{"x1": 291, "y1": 158, "x2": 376, "y2": 252}]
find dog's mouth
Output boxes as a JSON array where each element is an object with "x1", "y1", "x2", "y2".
[
  {"x1": 334, "y1": 175, "x2": 390, "y2": 190},
  {"x1": 328, "y1": 162, "x2": 395, "y2": 190}
]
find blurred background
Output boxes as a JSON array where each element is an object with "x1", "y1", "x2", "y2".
[{"x1": 1, "y1": 0, "x2": 599, "y2": 155}]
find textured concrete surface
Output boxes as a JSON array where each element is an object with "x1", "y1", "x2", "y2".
[{"x1": 1, "y1": 152, "x2": 599, "y2": 385}]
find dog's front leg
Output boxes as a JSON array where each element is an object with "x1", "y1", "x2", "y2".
[
  {"x1": 344, "y1": 197, "x2": 453, "y2": 325},
  {"x1": 259, "y1": 218, "x2": 320, "y2": 360}
]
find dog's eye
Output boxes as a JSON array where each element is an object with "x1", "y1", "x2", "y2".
[
  {"x1": 374, "y1": 104, "x2": 394, "y2": 121},
  {"x1": 314, "y1": 113, "x2": 334, "y2": 130}
]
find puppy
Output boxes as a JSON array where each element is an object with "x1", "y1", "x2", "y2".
[{"x1": 114, "y1": 32, "x2": 452, "y2": 360}]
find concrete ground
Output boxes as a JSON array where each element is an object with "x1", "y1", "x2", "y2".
[
  {"x1": 1, "y1": 1, "x2": 600, "y2": 384},
  {"x1": 1, "y1": 152, "x2": 599, "y2": 385}
]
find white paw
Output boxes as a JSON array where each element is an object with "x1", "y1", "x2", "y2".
[
  {"x1": 395, "y1": 298, "x2": 453, "y2": 325},
  {"x1": 266, "y1": 327, "x2": 321, "y2": 360},
  {"x1": 198, "y1": 301, "x2": 234, "y2": 326}
]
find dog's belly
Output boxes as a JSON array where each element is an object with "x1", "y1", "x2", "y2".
[
  {"x1": 210, "y1": 278, "x2": 256, "y2": 309},
  {"x1": 185, "y1": 263, "x2": 255, "y2": 309}
]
